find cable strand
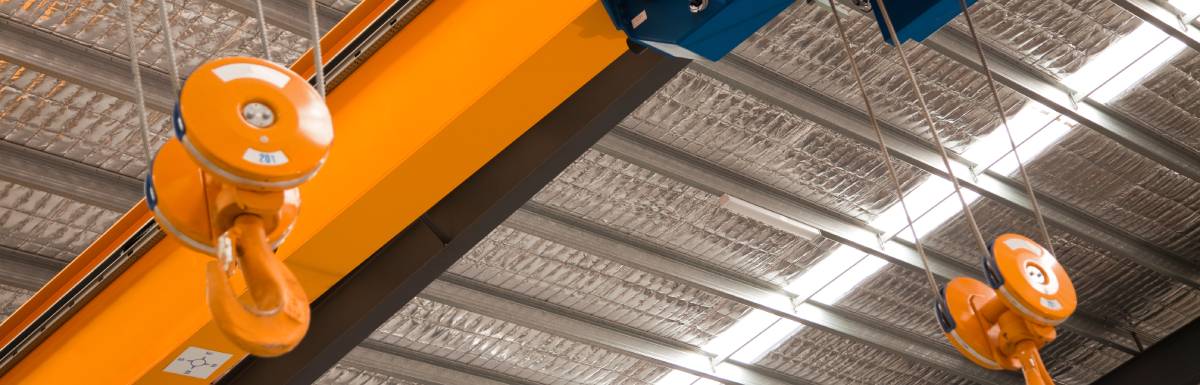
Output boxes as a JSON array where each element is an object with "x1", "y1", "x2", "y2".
[
  {"x1": 874, "y1": 0, "x2": 994, "y2": 264},
  {"x1": 828, "y1": 4, "x2": 941, "y2": 299},
  {"x1": 121, "y1": 0, "x2": 157, "y2": 172},
  {"x1": 307, "y1": 0, "x2": 326, "y2": 98},
  {"x1": 153, "y1": 0, "x2": 181, "y2": 93},
  {"x1": 954, "y1": 0, "x2": 1057, "y2": 256},
  {"x1": 254, "y1": 0, "x2": 274, "y2": 62}
]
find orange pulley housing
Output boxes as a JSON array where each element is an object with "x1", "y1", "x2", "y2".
[
  {"x1": 935, "y1": 234, "x2": 1077, "y2": 385},
  {"x1": 145, "y1": 56, "x2": 332, "y2": 357}
]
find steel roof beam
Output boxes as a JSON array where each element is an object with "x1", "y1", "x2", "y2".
[
  {"x1": 420, "y1": 278, "x2": 807, "y2": 385},
  {"x1": 212, "y1": 0, "x2": 343, "y2": 36},
  {"x1": 593, "y1": 127, "x2": 1140, "y2": 354},
  {"x1": 508, "y1": 206, "x2": 1021, "y2": 385},
  {"x1": 0, "y1": 246, "x2": 64, "y2": 293},
  {"x1": 0, "y1": 141, "x2": 141, "y2": 212},
  {"x1": 923, "y1": 27, "x2": 1200, "y2": 184},
  {"x1": 345, "y1": 343, "x2": 531, "y2": 385},
  {"x1": 0, "y1": 16, "x2": 174, "y2": 112},
  {"x1": 695, "y1": 56, "x2": 1200, "y2": 292},
  {"x1": 1108, "y1": 0, "x2": 1200, "y2": 53}
]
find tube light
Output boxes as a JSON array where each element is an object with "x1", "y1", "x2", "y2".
[{"x1": 719, "y1": 194, "x2": 821, "y2": 240}]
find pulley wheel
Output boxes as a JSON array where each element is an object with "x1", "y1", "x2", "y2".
[
  {"x1": 175, "y1": 56, "x2": 332, "y2": 191},
  {"x1": 984, "y1": 233, "x2": 1076, "y2": 325},
  {"x1": 938, "y1": 277, "x2": 1002, "y2": 370},
  {"x1": 148, "y1": 139, "x2": 300, "y2": 254}
]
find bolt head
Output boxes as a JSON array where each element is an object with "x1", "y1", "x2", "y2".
[{"x1": 242, "y1": 102, "x2": 275, "y2": 128}]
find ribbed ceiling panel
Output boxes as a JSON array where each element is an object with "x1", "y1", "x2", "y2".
[
  {"x1": 0, "y1": 180, "x2": 119, "y2": 260},
  {"x1": 623, "y1": 68, "x2": 926, "y2": 220},
  {"x1": 756, "y1": 326, "x2": 976, "y2": 385},
  {"x1": 531, "y1": 149, "x2": 838, "y2": 286},
  {"x1": 833, "y1": 264, "x2": 946, "y2": 343},
  {"x1": 923, "y1": 198, "x2": 1200, "y2": 342},
  {"x1": 736, "y1": 3, "x2": 1029, "y2": 153},
  {"x1": 1038, "y1": 329, "x2": 1132, "y2": 385},
  {"x1": 1024, "y1": 126, "x2": 1200, "y2": 262},
  {"x1": 322, "y1": 0, "x2": 361, "y2": 13},
  {"x1": 447, "y1": 225, "x2": 751, "y2": 348},
  {"x1": 0, "y1": 0, "x2": 309, "y2": 75},
  {"x1": 1109, "y1": 49, "x2": 1200, "y2": 157},
  {"x1": 314, "y1": 365, "x2": 423, "y2": 385},
  {"x1": 0, "y1": 284, "x2": 32, "y2": 322},
  {"x1": 950, "y1": 0, "x2": 1142, "y2": 79},
  {"x1": 371, "y1": 297, "x2": 670, "y2": 385},
  {"x1": 0, "y1": 61, "x2": 169, "y2": 177}
]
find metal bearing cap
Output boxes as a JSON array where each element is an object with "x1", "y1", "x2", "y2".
[
  {"x1": 146, "y1": 140, "x2": 300, "y2": 254},
  {"x1": 175, "y1": 56, "x2": 333, "y2": 191},
  {"x1": 984, "y1": 233, "x2": 1077, "y2": 326}
]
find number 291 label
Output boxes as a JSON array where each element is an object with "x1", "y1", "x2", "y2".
[{"x1": 243, "y1": 148, "x2": 290, "y2": 166}]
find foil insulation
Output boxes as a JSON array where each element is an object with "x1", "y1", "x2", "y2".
[
  {"x1": 1110, "y1": 49, "x2": 1200, "y2": 157},
  {"x1": 1023, "y1": 126, "x2": 1200, "y2": 262},
  {"x1": 833, "y1": 264, "x2": 947, "y2": 343},
  {"x1": 624, "y1": 68, "x2": 927, "y2": 220},
  {"x1": 924, "y1": 198, "x2": 1200, "y2": 343},
  {"x1": 321, "y1": 0, "x2": 362, "y2": 13},
  {"x1": 532, "y1": 149, "x2": 839, "y2": 286},
  {"x1": 370, "y1": 297, "x2": 670, "y2": 385},
  {"x1": 314, "y1": 365, "x2": 422, "y2": 385},
  {"x1": 0, "y1": 61, "x2": 170, "y2": 177},
  {"x1": 1038, "y1": 329, "x2": 1132, "y2": 385},
  {"x1": 948, "y1": 0, "x2": 1143, "y2": 79},
  {"x1": 0, "y1": 180, "x2": 119, "y2": 261},
  {"x1": 0, "y1": 284, "x2": 32, "y2": 322},
  {"x1": 756, "y1": 326, "x2": 976, "y2": 385},
  {"x1": 0, "y1": 0, "x2": 309, "y2": 77},
  {"x1": 735, "y1": 3, "x2": 1030, "y2": 153},
  {"x1": 447, "y1": 225, "x2": 751, "y2": 348}
]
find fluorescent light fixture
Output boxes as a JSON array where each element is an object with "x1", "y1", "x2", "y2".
[
  {"x1": 729, "y1": 319, "x2": 804, "y2": 363},
  {"x1": 1090, "y1": 37, "x2": 1188, "y2": 103},
  {"x1": 653, "y1": 370, "x2": 699, "y2": 385},
  {"x1": 1063, "y1": 24, "x2": 1167, "y2": 95},
  {"x1": 719, "y1": 194, "x2": 821, "y2": 240},
  {"x1": 701, "y1": 309, "x2": 780, "y2": 360},
  {"x1": 811, "y1": 256, "x2": 889, "y2": 304},
  {"x1": 784, "y1": 246, "x2": 867, "y2": 298}
]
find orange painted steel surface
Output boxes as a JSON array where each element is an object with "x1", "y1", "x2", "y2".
[
  {"x1": 939, "y1": 234, "x2": 1077, "y2": 385},
  {"x1": 0, "y1": 0, "x2": 628, "y2": 383}
]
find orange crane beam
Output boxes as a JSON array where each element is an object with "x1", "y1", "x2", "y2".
[{"x1": 0, "y1": 1, "x2": 671, "y2": 383}]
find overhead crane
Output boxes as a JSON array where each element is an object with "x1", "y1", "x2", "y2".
[{"x1": 0, "y1": 0, "x2": 1059, "y2": 384}]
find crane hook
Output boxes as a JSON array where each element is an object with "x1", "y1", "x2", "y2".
[{"x1": 205, "y1": 215, "x2": 309, "y2": 357}]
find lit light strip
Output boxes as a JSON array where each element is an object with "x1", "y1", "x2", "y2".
[
  {"x1": 719, "y1": 194, "x2": 821, "y2": 240},
  {"x1": 654, "y1": 15, "x2": 1188, "y2": 384}
]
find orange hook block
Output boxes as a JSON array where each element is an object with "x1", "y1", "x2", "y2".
[
  {"x1": 936, "y1": 234, "x2": 1076, "y2": 385},
  {"x1": 145, "y1": 56, "x2": 332, "y2": 357}
]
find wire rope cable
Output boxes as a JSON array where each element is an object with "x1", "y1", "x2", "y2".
[
  {"x1": 121, "y1": 0, "x2": 157, "y2": 172},
  {"x1": 954, "y1": 0, "x2": 1057, "y2": 256},
  {"x1": 307, "y1": 0, "x2": 327, "y2": 98},
  {"x1": 827, "y1": 3, "x2": 941, "y2": 298},
  {"x1": 254, "y1": 0, "x2": 274, "y2": 62},
  {"x1": 874, "y1": 0, "x2": 994, "y2": 264},
  {"x1": 154, "y1": 0, "x2": 182, "y2": 93}
]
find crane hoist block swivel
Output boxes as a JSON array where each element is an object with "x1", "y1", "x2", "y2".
[
  {"x1": 936, "y1": 234, "x2": 1078, "y2": 385},
  {"x1": 599, "y1": 0, "x2": 793, "y2": 61},
  {"x1": 146, "y1": 56, "x2": 333, "y2": 357},
  {"x1": 868, "y1": 0, "x2": 978, "y2": 44}
]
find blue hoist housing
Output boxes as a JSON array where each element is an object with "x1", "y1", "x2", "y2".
[
  {"x1": 599, "y1": 0, "x2": 793, "y2": 61},
  {"x1": 869, "y1": 0, "x2": 977, "y2": 44}
]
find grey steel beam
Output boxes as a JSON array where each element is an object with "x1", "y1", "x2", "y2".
[
  {"x1": 344, "y1": 343, "x2": 529, "y2": 385},
  {"x1": 1108, "y1": 0, "x2": 1200, "y2": 53},
  {"x1": 923, "y1": 27, "x2": 1200, "y2": 184},
  {"x1": 593, "y1": 127, "x2": 1140, "y2": 354},
  {"x1": 0, "y1": 16, "x2": 174, "y2": 112},
  {"x1": 420, "y1": 278, "x2": 802, "y2": 385},
  {"x1": 507, "y1": 206, "x2": 1022, "y2": 385},
  {"x1": 694, "y1": 56, "x2": 1200, "y2": 292},
  {"x1": 213, "y1": 0, "x2": 343, "y2": 36},
  {"x1": 0, "y1": 140, "x2": 141, "y2": 212},
  {"x1": 0, "y1": 246, "x2": 64, "y2": 292}
]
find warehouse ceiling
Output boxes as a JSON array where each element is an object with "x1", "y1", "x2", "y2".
[{"x1": 1, "y1": 0, "x2": 1199, "y2": 384}]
